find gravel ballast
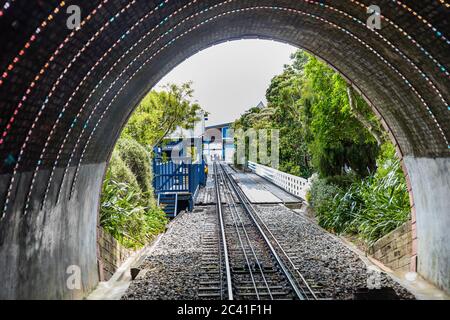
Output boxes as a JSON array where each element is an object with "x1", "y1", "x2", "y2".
[
  {"x1": 122, "y1": 203, "x2": 414, "y2": 300},
  {"x1": 122, "y1": 208, "x2": 211, "y2": 300},
  {"x1": 255, "y1": 204, "x2": 414, "y2": 300}
]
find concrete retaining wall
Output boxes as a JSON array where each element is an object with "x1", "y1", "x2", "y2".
[
  {"x1": 97, "y1": 227, "x2": 133, "y2": 281},
  {"x1": 369, "y1": 220, "x2": 413, "y2": 271}
]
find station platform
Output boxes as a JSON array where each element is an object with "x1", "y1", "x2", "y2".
[{"x1": 195, "y1": 166, "x2": 303, "y2": 205}]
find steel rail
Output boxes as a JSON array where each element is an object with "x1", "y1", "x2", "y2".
[
  {"x1": 241, "y1": 194, "x2": 319, "y2": 300},
  {"x1": 229, "y1": 163, "x2": 317, "y2": 298},
  {"x1": 220, "y1": 163, "x2": 306, "y2": 300},
  {"x1": 218, "y1": 221, "x2": 224, "y2": 300},
  {"x1": 213, "y1": 162, "x2": 233, "y2": 300},
  {"x1": 217, "y1": 164, "x2": 273, "y2": 299},
  {"x1": 217, "y1": 167, "x2": 260, "y2": 299}
]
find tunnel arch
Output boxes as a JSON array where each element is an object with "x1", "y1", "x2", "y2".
[{"x1": 0, "y1": 1, "x2": 448, "y2": 299}]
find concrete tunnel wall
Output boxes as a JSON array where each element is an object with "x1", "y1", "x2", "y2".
[
  {"x1": 0, "y1": 164, "x2": 105, "y2": 299},
  {"x1": 0, "y1": 1, "x2": 449, "y2": 298},
  {"x1": 404, "y1": 157, "x2": 450, "y2": 293}
]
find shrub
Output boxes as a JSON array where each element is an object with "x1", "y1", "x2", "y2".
[
  {"x1": 100, "y1": 178, "x2": 147, "y2": 248},
  {"x1": 116, "y1": 138, "x2": 154, "y2": 204},
  {"x1": 310, "y1": 143, "x2": 410, "y2": 244},
  {"x1": 309, "y1": 177, "x2": 346, "y2": 231},
  {"x1": 100, "y1": 142, "x2": 167, "y2": 249},
  {"x1": 325, "y1": 173, "x2": 358, "y2": 189},
  {"x1": 107, "y1": 149, "x2": 140, "y2": 191},
  {"x1": 100, "y1": 177, "x2": 167, "y2": 249},
  {"x1": 327, "y1": 183, "x2": 364, "y2": 235},
  {"x1": 352, "y1": 157, "x2": 410, "y2": 242}
]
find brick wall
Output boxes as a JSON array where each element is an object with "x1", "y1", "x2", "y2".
[
  {"x1": 368, "y1": 220, "x2": 412, "y2": 272},
  {"x1": 97, "y1": 227, "x2": 133, "y2": 281}
]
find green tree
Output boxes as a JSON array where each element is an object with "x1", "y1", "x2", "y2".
[
  {"x1": 233, "y1": 49, "x2": 408, "y2": 244},
  {"x1": 122, "y1": 82, "x2": 203, "y2": 149},
  {"x1": 234, "y1": 51, "x2": 312, "y2": 177},
  {"x1": 266, "y1": 53, "x2": 312, "y2": 177},
  {"x1": 309, "y1": 142, "x2": 410, "y2": 243},
  {"x1": 301, "y1": 55, "x2": 380, "y2": 178},
  {"x1": 107, "y1": 149, "x2": 140, "y2": 191},
  {"x1": 234, "y1": 50, "x2": 384, "y2": 179}
]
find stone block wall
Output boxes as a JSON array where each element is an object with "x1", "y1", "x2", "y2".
[
  {"x1": 97, "y1": 227, "x2": 133, "y2": 281},
  {"x1": 369, "y1": 220, "x2": 412, "y2": 272}
]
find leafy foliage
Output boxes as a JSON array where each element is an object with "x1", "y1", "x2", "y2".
[
  {"x1": 309, "y1": 177, "x2": 346, "y2": 228},
  {"x1": 101, "y1": 142, "x2": 167, "y2": 249},
  {"x1": 100, "y1": 176, "x2": 167, "y2": 249},
  {"x1": 236, "y1": 49, "x2": 409, "y2": 244},
  {"x1": 121, "y1": 82, "x2": 203, "y2": 149},
  {"x1": 301, "y1": 55, "x2": 380, "y2": 178},
  {"x1": 233, "y1": 51, "x2": 312, "y2": 177},
  {"x1": 107, "y1": 149, "x2": 140, "y2": 191},
  {"x1": 309, "y1": 143, "x2": 410, "y2": 243},
  {"x1": 234, "y1": 51, "x2": 382, "y2": 179},
  {"x1": 116, "y1": 138, "x2": 154, "y2": 199}
]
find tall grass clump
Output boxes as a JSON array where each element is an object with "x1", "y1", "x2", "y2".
[{"x1": 309, "y1": 143, "x2": 410, "y2": 244}]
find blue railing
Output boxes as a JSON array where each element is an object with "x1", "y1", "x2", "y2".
[{"x1": 153, "y1": 157, "x2": 206, "y2": 195}]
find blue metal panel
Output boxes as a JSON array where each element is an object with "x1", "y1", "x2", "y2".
[
  {"x1": 222, "y1": 126, "x2": 227, "y2": 138},
  {"x1": 153, "y1": 157, "x2": 206, "y2": 213},
  {"x1": 153, "y1": 158, "x2": 190, "y2": 193}
]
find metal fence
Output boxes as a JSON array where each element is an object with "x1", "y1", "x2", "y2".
[
  {"x1": 153, "y1": 157, "x2": 206, "y2": 195},
  {"x1": 247, "y1": 161, "x2": 311, "y2": 200}
]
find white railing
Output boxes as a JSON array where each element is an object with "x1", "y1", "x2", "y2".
[{"x1": 247, "y1": 161, "x2": 311, "y2": 200}]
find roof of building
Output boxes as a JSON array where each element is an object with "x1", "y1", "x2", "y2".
[
  {"x1": 205, "y1": 122, "x2": 233, "y2": 130},
  {"x1": 256, "y1": 101, "x2": 266, "y2": 109}
]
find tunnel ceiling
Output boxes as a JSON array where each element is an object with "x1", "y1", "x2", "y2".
[{"x1": 0, "y1": 1, "x2": 449, "y2": 213}]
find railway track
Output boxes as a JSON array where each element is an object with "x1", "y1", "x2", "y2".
[
  {"x1": 198, "y1": 214, "x2": 224, "y2": 299},
  {"x1": 198, "y1": 161, "x2": 317, "y2": 300}
]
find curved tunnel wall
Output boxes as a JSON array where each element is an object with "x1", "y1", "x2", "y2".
[{"x1": 0, "y1": 0, "x2": 449, "y2": 298}]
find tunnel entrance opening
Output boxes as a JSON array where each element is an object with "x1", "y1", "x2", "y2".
[{"x1": 0, "y1": 1, "x2": 448, "y2": 299}]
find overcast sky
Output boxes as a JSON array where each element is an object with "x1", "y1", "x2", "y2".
[{"x1": 155, "y1": 40, "x2": 297, "y2": 126}]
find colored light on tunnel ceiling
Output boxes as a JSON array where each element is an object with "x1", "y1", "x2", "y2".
[
  {"x1": 0, "y1": 0, "x2": 111, "y2": 155},
  {"x1": 65, "y1": 2, "x2": 450, "y2": 193},
  {"x1": 17, "y1": 0, "x2": 170, "y2": 212},
  {"x1": 0, "y1": 1, "x2": 66, "y2": 88},
  {"x1": 2, "y1": 0, "x2": 448, "y2": 152},
  {"x1": 2, "y1": 0, "x2": 450, "y2": 218},
  {"x1": 26, "y1": 2, "x2": 450, "y2": 176}
]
